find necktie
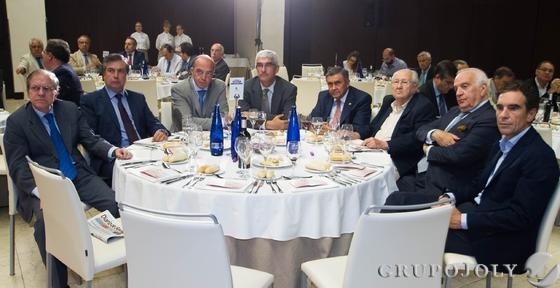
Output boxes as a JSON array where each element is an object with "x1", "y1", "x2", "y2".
[
  {"x1": 166, "y1": 60, "x2": 171, "y2": 73},
  {"x1": 36, "y1": 57, "x2": 44, "y2": 69},
  {"x1": 262, "y1": 88, "x2": 270, "y2": 115},
  {"x1": 420, "y1": 71, "x2": 427, "y2": 86},
  {"x1": 445, "y1": 112, "x2": 469, "y2": 132},
  {"x1": 197, "y1": 90, "x2": 206, "y2": 114},
  {"x1": 437, "y1": 94, "x2": 447, "y2": 116},
  {"x1": 182, "y1": 61, "x2": 188, "y2": 71},
  {"x1": 331, "y1": 99, "x2": 342, "y2": 125},
  {"x1": 128, "y1": 54, "x2": 133, "y2": 65},
  {"x1": 44, "y1": 113, "x2": 77, "y2": 180},
  {"x1": 115, "y1": 94, "x2": 139, "y2": 143},
  {"x1": 83, "y1": 53, "x2": 89, "y2": 66}
]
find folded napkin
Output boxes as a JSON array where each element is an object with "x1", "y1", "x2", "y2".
[
  {"x1": 162, "y1": 152, "x2": 188, "y2": 163},
  {"x1": 305, "y1": 160, "x2": 332, "y2": 172},
  {"x1": 289, "y1": 178, "x2": 329, "y2": 188},
  {"x1": 130, "y1": 166, "x2": 179, "y2": 182},
  {"x1": 343, "y1": 167, "x2": 378, "y2": 179},
  {"x1": 195, "y1": 179, "x2": 251, "y2": 192},
  {"x1": 162, "y1": 141, "x2": 183, "y2": 149},
  {"x1": 333, "y1": 163, "x2": 365, "y2": 170}
]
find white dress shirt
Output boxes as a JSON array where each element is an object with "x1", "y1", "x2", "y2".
[{"x1": 131, "y1": 32, "x2": 150, "y2": 50}]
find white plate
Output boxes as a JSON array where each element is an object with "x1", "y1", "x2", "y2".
[
  {"x1": 162, "y1": 159, "x2": 189, "y2": 165},
  {"x1": 251, "y1": 155, "x2": 292, "y2": 168},
  {"x1": 304, "y1": 166, "x2": 334, "y2": 174}
]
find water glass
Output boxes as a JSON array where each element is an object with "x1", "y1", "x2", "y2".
[{"x1": 235, "y1": 136, "x2": 253, "y2": 178}]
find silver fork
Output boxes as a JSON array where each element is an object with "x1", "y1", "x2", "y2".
[
  {"x1": 272, "y1": 180, "x2": 283, "y2": 193},
  {"x1": 267, "y1": 181, "x2": 277, "y2": 193}
]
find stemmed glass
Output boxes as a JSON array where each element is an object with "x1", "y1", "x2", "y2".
[
  {"x1": 286, "y1": 141, "x2": 300, "y2": 176},
  {"x1": 257, "y1": 111, "x2": 267, "y2": 130},
  {"x1": 326, "y1": 117, "x2": 339, "y2": 132},
  {"x1": 248, "y1": 109, "x2": 259, "y2": 129},
  {"x1": 185, "y1": 124, "x2": 203, "y2": 171},
  {"x1": 235, "y1": 136, "x2": 253, "y2": 178},
  {"x1": 339, "y1": 124, "x2": 354, "y2": 154},
  {"x1": 257, "y1": 136, "x2": 275, "y2": 176},
  {"x1": 311, "y1": 117, "x2": 324, "y2": 143}
]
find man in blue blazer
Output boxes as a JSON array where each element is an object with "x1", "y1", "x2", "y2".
[
  {"x1": 121, "y1": 37, "x2": 146, "y2": 70},
  {"x1": 386, "y1": 81, "x2": 559, "y2": 272},
  {"x1": 419, "y1": 60, "x2": 458, "y2": 118},
  {"x1": 416, "y1": 68, "x2": 500, "y2": 195},
  {"x1": 362, "y1": 69, "x2": 436, "y2": 191},
  {"x1": 81, "y1": 54, "x2": 169, "y2": 183},
  {"x1": 309, "y1": 66, "x2": 372, "y2": 139}
]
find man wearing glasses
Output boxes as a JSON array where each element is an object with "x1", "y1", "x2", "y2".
[
  {"x1": 239, "y1": 49, "x2": 297, "y2": 130},
  {"x1": 171, "y1": 54, "x2": 228, "y2": 131},
  {"x1": 522, "y1": 61, "x2": 558, "y2": 100}
]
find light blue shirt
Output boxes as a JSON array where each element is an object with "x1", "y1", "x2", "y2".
[{"x1": 105, "y1": 87, "x2": 140, "y2": 147}]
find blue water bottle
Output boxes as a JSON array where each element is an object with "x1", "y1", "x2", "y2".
[
  {"x1": 141, "y1": 60, "x2": 149, "y2": 79},
  {"x1": 210, "y1": 104, "x2": 224, "y2": 156},
  {"x1": 286, "y1": 105, "x2": 300, "y2": 144},
  {"x1": 230, "y1": 106, "x2": 242, "y2": 162}
]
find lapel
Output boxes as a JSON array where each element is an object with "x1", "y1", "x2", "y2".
[
  {"x1": 187, "y1": 80, "x2": 204, "y2": 116},
  {"x1": 26, "y1": 103, "x2": 54, "y2": 152},
  {"x1": 253, "y1": 79, "x2": 264, "y2": 111},
  {"x1": 53, "y1": 102, "x2": 73, "y2": 152},
  {"x1": 340, "y1": 88, "x2": 355, "y2": 123},
  {"x1": 392, "y1": 96, "x2": 415, "y2": 137},
  {"x1": 270, "y1": 78, "x2": 282, "y2": 114},
  {"x1": 124, "y1": 90, "x2": 142, "y2": 130},
  {"x1": 371, "y1": 98, "x2": 393, "y2": 134},
  {"x1": 100, "y1": 89, "x2": 122, "y2": 133}
]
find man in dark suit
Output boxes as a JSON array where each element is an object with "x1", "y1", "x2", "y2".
[
  {"x1": 177, "y1": 42, "x2": 196, "y2": 80},
  {"x1": 239, "y1": 49, "x2": 297, "y2": 130},
  {"x1": 521, "y1": 60, "x2": 558, "y2": 103},
  {"x1": 415, "y1": 51, "x2": 435, "y2": 87},
  {"x1": 419, "y1": 60, "x2": 458, "y2": 118},
  {"x1": 42, "y1": 38, "x2": 83, "y2": 106},
  {"x1": 416, "y1": 68, "x2": 500, "y2": 195},
  {"x1": 210, "y1": 43, "x2": 230, "y2": 82},
  {"x1": 121, "y1": 36, "x2": 146, "y2": 71},
  {"x1": 81, "y1": 54, "x2": 169, "y2": 182},
  {"x1": 362, "y1": 69, "x2": 436, "y2": 191},
  {"x1": 309, "y1": 66, "x2": 372, "y2": 139},
  {"x1": 4, "y1": 69, "x2": 132, "y2": 288},
  {"x1": 387, "y1": 81, "x2": 559, "y2": 272}
]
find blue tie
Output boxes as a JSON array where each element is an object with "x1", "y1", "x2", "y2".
[
  {"x1": 437, "y1": 94, "x2": 447, "y2": 116},
  {"x1": 198, "y1": 90, "x2": 206, "y2": 114},
  {"x1": 44, "y1": 113, "x2": 77, "y2": 180},
  {"x1": 182, "y1": 61, "x2": 188, "y2": 70}
]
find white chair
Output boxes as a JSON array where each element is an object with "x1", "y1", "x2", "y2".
[
  {"x1": 278, "y1": 66, "x2": 289, "y2": 81},
  {"x1": 301, "y1": 199, "x2": 454, "y2": 288},
  {"x1": 292, "y1": 78, "x2": 322, "y2": 115},
  {"x1": 80, "y1": 79, "x2": 97, "y2": 93},
  {"x1": 125, "y1": 79, "x2": 159, "y2": 117},
  {"x1": 0, "y1": 133, "x2": 17, "y2": 275},
  {"x1": 160, "y1": 101, "x2": 173, "y2": 132},
  {"x1": 301, "y1": 64, "x2": 324, "y2": 78},
  {"x1": 119, "y1": 202, "x2": 274, "y2": 288},
  {"x1": 443, "y1": 179, "x2": 560, "y2": 288},
  {"x1": 27, "y1": 156, "x2": 126, "y2": 288}
]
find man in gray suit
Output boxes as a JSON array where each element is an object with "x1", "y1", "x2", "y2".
[
  {"x1": 239, "y1": 49, "x2": 297, "y2": 130},
  {"x1": 171, "y1": 54, "x2": 228, "y2": 131},
  {"x1": 4, "y1": 69, "x2": 132, "y2": 287}
]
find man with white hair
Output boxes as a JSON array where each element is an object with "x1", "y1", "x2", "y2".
[{"x1": 210, "y1": 43, "x2": 230, "y2": 81}]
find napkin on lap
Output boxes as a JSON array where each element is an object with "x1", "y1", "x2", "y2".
[{"x1": 305, "y1": 160, "x2": 331, "y2": 172}]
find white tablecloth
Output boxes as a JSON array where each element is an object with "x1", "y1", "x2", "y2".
[{"x1": 113, "y1": 140, "x2": 397, "y2": 241}]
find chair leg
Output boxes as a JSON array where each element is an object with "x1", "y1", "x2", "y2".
[
  {"x1": 506, "y1": 275, "x2": 513, "y2": 288},
  {"x1": 9, "y1": 214, "x2": 15, "y2": 276},
  {"x1": 85, "y1": 280, "x2": 93, "y2": 288},
  {"x1": 46, "y1": 253, "x2": 54, "y2": 288},
  {"x1": 443, "y1": 274, "x2": 450, "y2": 288},
  {"x1": 485, "y1": 273, "x2": 492, "y2": 288}
]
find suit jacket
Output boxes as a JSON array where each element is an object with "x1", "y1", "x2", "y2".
[
  {"x1": 69, "y1": 50, "x2": 102, "y2": 75},
  {"x1": 416, "y1": 102, "x2": 500, "y2": 195},
  {"x1": 171, "y1": 77, "x2": 228, "y2": 131},
  {"x1": 213, "y1": 58, "x2": 230, "y2": 82},
  {"x1": 521, "y1": 77, "x2": 557, "y2": 102},
  {"x1": 3, "y1": 100, "x2": 113, "y2": 222},
  {"x1": 369, "y1": 93, "x2": 436, "y2": 176},
  {"x1": 454, "y1": 127, "x2": 559, "y2": 269},
  {"x1": 419, "y1": 80, "x2": 457, "y2": 117},
  {"x1": 17, "y1": 53, "x2": 42, "y2": 78},
  {"x1": 176, "y1": 56, "x2": 195, "y2": 80},
  {"x1": 415, "y1": 66, "x2": 435, "y2": 86},
  {"x1": 310, "y1": 86, "x2": 372, "y2": 139},
  {"x1": 239, "y1": 76, "x2": 297, "y2": 120},
  {"x1": 52, "y1": 63, "x2": 83, "y2": 106},
  {"x1": 121, "y1": 50, "x2": 146, "y2": 70}
]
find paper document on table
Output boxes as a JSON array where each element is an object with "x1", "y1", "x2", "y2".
[
  {"x1": 288, "y1": 178, "x2": 338, "y2": 192},
  {"x1": 129, "y1": 166, "x2": 179, "y2": 182},
  {"x1": 343, "y1": 167, "x2": 379, "y2": 179}
]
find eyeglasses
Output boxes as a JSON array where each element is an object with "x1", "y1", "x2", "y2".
[
  {"x1": 391, "y1": 79, "x2": 413, "y2": 86},
  {"x1": 29, "y1": 86, "x2": 56, "y2": 93},
  {"x1": 538, "y1": 68, "x2": 554, "y2": 73},
  {"x1": 194, "y1": 70, "x2": 213, "y2": 78},
  {"x1": 256, "y1": 63, "x2": 276, "y2": 69}
]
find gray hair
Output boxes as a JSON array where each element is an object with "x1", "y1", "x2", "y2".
[
  {"x1": 255, "y1": 50, "x2": 279, "y2": 67},
  {"x1": 458, "y1": 67, "x2": 488, "y2": 86},
  {"x1": 417, "y1": 51, "x2": 431, "y2": 59},
  {"x1": 27, "y1": 69, "x2": 60, "y2": 92}
]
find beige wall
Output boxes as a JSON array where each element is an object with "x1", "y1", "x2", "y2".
[{"x1": 7, "y1": 0, "x2": 47, "y2": 93}]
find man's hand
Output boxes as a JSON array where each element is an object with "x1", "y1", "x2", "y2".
[
  {"x1": 449, "y1": 207, "x2": 462, "y2": 229},
  {"x1": 114, "y1": 148, "x2": 133, "y2": 160},
  {"x1": 265, "y1": 114, "x2": 288, "y2": 130},
  {"x1": 152, "y1": 129, "x2": 168, "y2": 142},
  {"x1": 362, "y1": 137, "x2": 388, "y2": 150},
  {"x1": 432, "y1": 129, "x2": 460, "y2": 147},
  {"x1": 16, "y1": 67, "x2": 26, "y2": 75},
  {"x1": 549, "y1": 78, "x2": 560, "y2": 94}
]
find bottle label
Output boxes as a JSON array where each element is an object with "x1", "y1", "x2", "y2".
[
  {"x1": 287, "y1": 141, "x2": 299, "y2": 154},
  {"x1": 210, "y1": 142, "x2": 223, "y2": 150}
]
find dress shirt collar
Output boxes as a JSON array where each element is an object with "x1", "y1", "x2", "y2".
[
  {"x1": 191, "y1": 78, "x2": 208, "y2": 93},
  {"x1": 105, "y1": 87, "x2": 128, "y2": 99},
  {"x1": 465, "y1": 99, "x2": 488, "y2": 114},
  {"x1": 32, "y1": 105, "x2": 53, "y2": 119},
  {"x1": 499, "y1": 126, "x2": 530, "y2": 151},
  {"x1": 391, "y1": 98, "x2": 410, "y2": 113},
  {"x1": 432, "y1": 80, "x2": 441, "y2": 97},
  {"x1": 334, "y1": 90, "x2": 349, "y2": 106},
  {"x1": 260, "y1": 80, "x2": 276, "y2": 95}
]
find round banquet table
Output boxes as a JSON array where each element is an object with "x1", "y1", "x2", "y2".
[{"x1": 113, "y1": 136, "x2": 398, "y2": 288}]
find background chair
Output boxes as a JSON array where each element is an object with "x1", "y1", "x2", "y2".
[
  {"x1": 0, "y1": 133, "x2": 17, "y2": 276},
  {"x1": 292, "y1": 78, "x2": 322, "y2": 115},
  {"x1": 119, "y1": 202, "x2": 274, "y2": 288},
  {"x1": 443, "y1": 179, "x2": 560, "y2": 288},
  {"x1": 80, "y1": 79, "x2": 97, "y2": 93},
  {"x1": 277, "y1": 66, "x2": 289, "y2": 81},
  {"x1": 27, "y1": 157, "x2": 126, "y2": 288},
  {"x1": 125, "y1": 79, "x2": 159, "y2": 117},
  {"x1": 301, "y1": 64, "x2": 324, "y2": 78},
  {"x1": 301, "y1": 200, "x2": 453, "y2": 288}
]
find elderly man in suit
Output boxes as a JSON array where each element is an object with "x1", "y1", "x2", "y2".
[
  {"x1": 171, "y1": 54, "x2": 228, "y2": 131},
  {"x1": 309, "y1": 66, "x2": 372, "y2": 139},
  {"x1": 419, "y1": 60, "x2": 458, "y2": 118},
  {"x1": 415, "y1": 51, "x2": 435, "y2": 86},
  {"x1": 42, "y1": 39, "x2": 83, "y2": 106},
  {"x1": 4, "y1": 69, "x2": 132, "y2": 287},
  {"x1": 15, "y1": 38, "x2": 44, "y2": 78},
  {"x1": 69, "y1": 35, "x2": 102, "y2": 76},
  {"x1": 362, "y1": 69, "x2": 436, "y2": 191},
  {"x1": 415, "y1": 68, "x2": 500, "y2": 194},
  {"x1": 210, "y1": 43, "x2": 230, "y2": 81},
  {"x1": 239, "y1": 49, "x2": 297, "y2": 130},
  {"x1": 121, "y1": 36, "x2": 146, "y2": 71},
  {"x1": 81, "y1": 54, "x2": 169, "y2": 183},
  {"x1": 387, "y1": 81, "x2": 559, "y2": 273}
]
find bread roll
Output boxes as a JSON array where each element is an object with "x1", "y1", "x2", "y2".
[
  {"x1": 330, "y1": 153, "x2": 351, "y2": 162},
  {"x1": 196, "y1": 164, "x2": 220, "y2": 174},
  {"x1": 162, "y1": 152, "x2": 188, "y2": 163},
  {"x1": 162, "y1": 141, "x2": 183, "y2": 149}
]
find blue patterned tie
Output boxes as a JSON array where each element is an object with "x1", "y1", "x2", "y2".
[
  {"x1": 437, "y1": 94, "x2": 447, "y2": 116},
  {"x1": 44, "y1": 113, "x2": 77, "y2": 180},
  {"x1": 197, "y1": 90, "x2": 206, "y2": 114}
]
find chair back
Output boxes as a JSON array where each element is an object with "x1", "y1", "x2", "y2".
[
  {"x1": 343, "y1": 201, "x2": 453, "y2": 288},
  {"x1": 292, "y1": 78, "x2": 322, "y2": 115},
  {"x1": 125, "y1": 79, "x2": 159, "y2": 117},
  {"x1": 0, "y1": 133, "x2": 16, "y2": 216},
  {"x1": 80, "y1": 79, "x2": 97, "y2": 93},
  {"x1": 26, "y1": 157, "x2": 96, "y2": 280},
  {"x1": 536, "y1": 179, "x2": 560, "y2": 253},
  {"x1": 120, "y1": 202, "x2": 234, "y2": 288},
  {"x1": 301, "y1": 64, "x2": 324, "y2": 78},
  {"x1": 278, "y1": 66, "x2": 289, "y2": 81}
]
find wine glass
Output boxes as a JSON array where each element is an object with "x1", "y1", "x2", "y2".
[
  {"x1": 235, "y1": 136, "x2": 253, "y2": 178},
  {"x1": 257, "y1": 111, "x2": 267, "y2": 130},
  {"x1": 248, "y1": 109, "x2": 259, "y2": 129},
  {"x1": 257, "y1": 136, "x2": 275, "y2": 176},
  {"x1": 286, "y1": 141, "x2": 300, "y2": 176},
  {"x1": 326, "y1": 117, "x2": 339, "y2": 132},
  {"x1": 339, "y1": 124, "x2": 354, "y2": 154},
  {"x1": 311, "y1": 117, "x2": 324, "y2": 143}
]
